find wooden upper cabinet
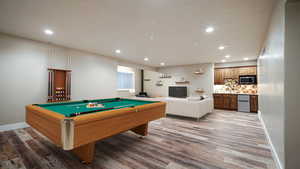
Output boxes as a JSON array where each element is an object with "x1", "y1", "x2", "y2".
[
  {"x1": 238, "y1": 66, "x2": 257, "y2": 76},
  {"x1": 232, "y1": 68, "x2": 240, "y2": 79},
  {"x1": 238, "y1": 67, "x2": 249, "y2": 76},
  {"x1": 248, "y1": 67, "x2": 257, "y2": 75},
  {"x1": 225, "y1": 68, "x2": 239, "y2": 79},
  {"x1": 214, "y1": 66, "x2": 257, "y2": 85},
  {"x1": 224, "y1": 68, "x2": 232, "y2": 79},
  {"x1": 214, "y1": 69, "x2": 225, "y2": 84}
]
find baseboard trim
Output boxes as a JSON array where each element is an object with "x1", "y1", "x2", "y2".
[
  {"x1": 0, "y1": 122, "x2": 29, "y2": 132},
  {"x1": 258, "y1": 110, "x2": 283, "y2": 169}
]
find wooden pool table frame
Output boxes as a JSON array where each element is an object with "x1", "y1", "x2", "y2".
[{"x1": 26, "y1": 100, "x2": 166, "y2": 163}]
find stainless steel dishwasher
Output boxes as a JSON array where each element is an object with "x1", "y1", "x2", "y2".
[{"x1": 238, "y1": 94, "x2": 250, "y2": 112}]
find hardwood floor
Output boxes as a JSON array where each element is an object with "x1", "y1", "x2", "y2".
[{"x1": 0, "y1": 110, "x2": 276, "y2": 169}]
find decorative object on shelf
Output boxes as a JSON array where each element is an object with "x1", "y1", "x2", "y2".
[
  {"x1": 144, "y1": 79, "x2": 151, "y2": 81},
  {"x1": 195, "y1": 88, "x2": 205, "y2": 94},
  {"x1": 193, "y1": 68, "x2": 205, "y2": 75},
  {"x1": 156, "y1": 80, "x2": 163, "y2": 86},
  {"x1": 175, "y1": 77, "x2": 190, "y2": 84},
  {"x1": 48, "y1": 68, "x2": 71, "y2": 102},
  {"x1": 159, "y1": 73, "x2": 172, "y2": 78},
  {"x1": 175, "y1": 81, "x2": 190, "y2": 84}
]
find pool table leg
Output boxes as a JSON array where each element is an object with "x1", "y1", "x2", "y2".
[
  {"x1": 131, "y1": 123, "x2": 148, "y2": 136},
  {"x1": 72, "y1": 142, "x2": 95, "y2": 164}
]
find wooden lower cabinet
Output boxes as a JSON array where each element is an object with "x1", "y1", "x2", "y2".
[
  {"x1": 213, "y1": 94, "x2": 237, "y2": 110},
  {"x1": 250, "y1": 95, "x2": 258, "y2": 112},
  {"x1": 223, "y1": 95, "x2": 231, "y2": 109},
  {"x1": 213, "y1": 94, "x2": 257, "y2": 112},
  {"x1": 229, "y1": 94, "x2": 238, "y2": 110},
  {"x1": 213, "y1": 94, "x2": 224, "y2": 109}
]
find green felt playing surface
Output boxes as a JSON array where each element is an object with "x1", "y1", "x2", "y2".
[{"x1": 36, "y1": 98, "x2": 157, "y2": 117}]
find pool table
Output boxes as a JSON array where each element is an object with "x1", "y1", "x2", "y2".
[{"x1": 26, "y1": 98, "x2": 166, "y2": 163}]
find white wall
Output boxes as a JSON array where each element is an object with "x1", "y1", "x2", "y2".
[
  {"x1": 68, "y1": 50, "x2": 118, "y2": 100},
  {"x1": 257, "y1": 0, "x2": 285, "y2": 168},
  {"x1": 0, "y1": 33, "x2": 152, "y2": 125},
  {"x1": 285, "y1": 2, "x2": 300, "y2": 169},
  {"x1": 144, "y1": 63, "x2": 214, "y2": 98},
  {"x1": 47, "y1": 47, "x2": 70, "y2": 70},
  {"x1": 144, "y1": 70, "x2": 167, "y2": 97},
  {"x1": 0, "y1": 34, "x2": 49, "y2": 125}
]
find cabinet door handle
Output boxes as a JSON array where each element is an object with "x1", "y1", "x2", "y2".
[{"x1": 238, "y1": 100, "x2": 249, "y2": 103}]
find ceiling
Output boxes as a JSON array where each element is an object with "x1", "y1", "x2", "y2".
[{"x1": 0, "y1": 0, "x2": 275, "y2": 67}]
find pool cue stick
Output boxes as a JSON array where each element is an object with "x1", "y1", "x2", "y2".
[
  {"x1": 69, "y1": 107, "x2": 115, "y2": 117},
  {"x1": 113, "y1": 104, "x2": 135, "y2": 109}
]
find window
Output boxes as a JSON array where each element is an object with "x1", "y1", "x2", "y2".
[{"x1": 117, "y1": 66, "x2": 135, "y2": 92}]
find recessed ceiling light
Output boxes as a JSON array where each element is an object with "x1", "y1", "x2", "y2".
[
  {"x1": 160, "y1": 62, "x2": 165, "y2": 66},
  {"x1": 225, "y1": 55, "x2": 231, "y2": 58},
  {"x1": 144, "y1": 57, "x2": 149, "y2": 61},
  {"x1": 149, "y1": 33, "x2": 154, "y2": 40},
  {"x1": 205, "y1": 26, "x2": 214, "y2": 33},
  {"x1": 219, "y1": 46, "x2": 225, "y2": 50},
  {"x1": 44, "y1": 29, "x2": 54, "y2": 35},
  {"x1": 221, "y1": 59, "x2": 226, "y2": 63},
  {"x1": 115, "y1": 49, "x2": 121, "y2": 54},
  {"x1": 244, "y1": 57, "x2": 249, "y2": 61}
]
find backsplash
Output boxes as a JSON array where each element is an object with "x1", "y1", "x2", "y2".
[{"x1": 214, "y1": 84, "x2": 257, "y2": 94}]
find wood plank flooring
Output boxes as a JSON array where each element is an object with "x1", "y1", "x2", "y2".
[{"x1": 0, "y1": 110, "x2": 276, "y2": 169}]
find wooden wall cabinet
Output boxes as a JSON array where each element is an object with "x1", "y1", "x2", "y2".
[
  {"x1": 48, "y1": 69, "x2": 71, "y2": 102},
  {"x1": 238, "y1": 67, "x2": 256, "y2": 76},
  {"x1": 214, "y1": 69, "x2": 225, "y2": 85},
  {"x1": 224, "y1": 68, "x2": 239, "y2": 79},
  {"x1": 214, "y1": 66, "x2": 257, "y2": 85}
]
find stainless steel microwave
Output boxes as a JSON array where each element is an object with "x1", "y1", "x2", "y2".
[{"x1": 239, "y1": 75, "x2": 257, "y2": 84}]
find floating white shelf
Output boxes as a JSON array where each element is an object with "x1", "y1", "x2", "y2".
[
  {"x1": 193, "y1": 68, "x2": 205, "y2": 75},
  {"x1": 195, "y1": 89, "x2": 205, "y2": 93},
  {"x1": 193, "y1": 71, "x2": 204, "y2": 75},
  {"x1": 175, "y1": 81, "x2": 190, "y2": 84}
]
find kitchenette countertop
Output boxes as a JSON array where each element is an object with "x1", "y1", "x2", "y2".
[{"x1": 213, "y1": 92, "x2": 258, "y2": 95}]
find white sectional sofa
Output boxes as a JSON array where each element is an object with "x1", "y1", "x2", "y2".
[
  {"x1": 164, "y1": 97, "x2": 213, "y2": 120},
  {"x1": 128, "y1": 96, "x2": 213, "y2": 120}
]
